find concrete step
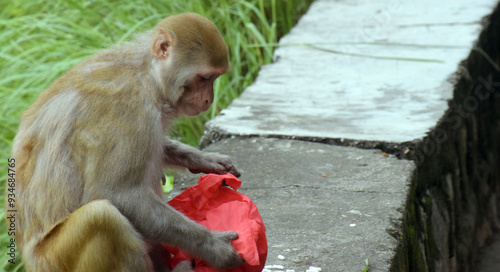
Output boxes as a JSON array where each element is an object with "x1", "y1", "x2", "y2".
[
  {"x1": 173, "y1": 138, "x2": 413, "y2": 271},
  {"x1": 202, "y1": 0, "x2": 494, "y2": 147}
]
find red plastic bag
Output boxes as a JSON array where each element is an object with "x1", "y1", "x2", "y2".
[{"x1": 166, "y1": 173, "x2": 267, "y2": 272}]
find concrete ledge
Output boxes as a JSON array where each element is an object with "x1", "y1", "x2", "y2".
[{"x1": 202, "y1": 0, "x2": 495, "y2": 147}]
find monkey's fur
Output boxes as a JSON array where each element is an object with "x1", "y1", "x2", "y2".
[{"x1": 10, "y1": 13, "x2": 243, "y2": 272}]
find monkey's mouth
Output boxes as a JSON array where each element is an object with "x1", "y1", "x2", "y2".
[{"x1": 183, "y1": 105, "x2": 206, "y2": 116}]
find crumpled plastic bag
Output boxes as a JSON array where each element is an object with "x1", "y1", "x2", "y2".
[{"x1": 166, "y1": 173, "x2": 267, "y2": 272}]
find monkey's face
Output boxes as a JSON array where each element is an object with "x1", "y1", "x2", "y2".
[
  {"x1": 150, "y1": 18, "x2": 229, "y2": 117},
  {"x1": 176, "y1": 71, "x2": 224, "y2": 116}
]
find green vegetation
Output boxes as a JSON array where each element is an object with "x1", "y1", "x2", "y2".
[
  {"x1": 361, "y1": 258, "x2": 369, "y2": 272},
  {"x1": 0, "y1": 0, "x2": 313, "y2": 270}
]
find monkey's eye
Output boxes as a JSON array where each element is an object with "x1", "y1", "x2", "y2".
[{"x1": 201, "y1": 74, "x2": 213, "y2": 81}]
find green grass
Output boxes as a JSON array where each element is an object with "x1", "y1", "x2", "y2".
[
  {"x1": 361, "y1": 258, "x2": 369, "y2": 272},
  {"x1": 0, "y1": 0, "x2": 313, "y2": 270}
]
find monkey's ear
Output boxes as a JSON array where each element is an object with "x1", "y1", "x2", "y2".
[{"x1": 152, "y1": 30, "x2": 174, "y2": 60}]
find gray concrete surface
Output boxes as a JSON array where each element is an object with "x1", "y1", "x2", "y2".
[
  {"x1": 172, "y1": 138, "x2": 413, "y2": 271},
  {"x1": 171, "y1": 0, "x2": 499, "y2": 271},
  {"x1": 203, "y1": 0, "x2": 495, "y2": 144}
]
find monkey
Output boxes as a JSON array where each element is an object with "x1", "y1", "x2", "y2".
[{"x1": 9, "y1": 13, "x2": 245, "y2": 272}]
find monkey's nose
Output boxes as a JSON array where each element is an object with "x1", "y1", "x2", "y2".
[
  {"x1": 205, "y1": 99, "x2": 213, "y2": 108},
  {"x1": 200, "y1": 100, "x2": 211, "y2": 112}
]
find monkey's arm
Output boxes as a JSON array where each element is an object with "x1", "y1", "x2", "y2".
[
  {"x1": 75, "y1": 122, "x2": 244, "y2": 269},
  {"x1": 107, "y1": 185, "x2": 243, "y2": 269},
  {"x1": 163, "y1": 138, "x2": 240, "y2": 177}
]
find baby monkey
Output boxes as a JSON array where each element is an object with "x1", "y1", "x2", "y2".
[{"x1": 10, "y1": 13, "x2": 243, "y2": 272}]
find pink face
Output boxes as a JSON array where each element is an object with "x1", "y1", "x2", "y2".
[{"x1": 177, "y1": 68, "x2": 226, "y2": 116}]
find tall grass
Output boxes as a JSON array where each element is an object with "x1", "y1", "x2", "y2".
[{"x1": 0, "y1": 0, "x2": 312, "y2": 270}]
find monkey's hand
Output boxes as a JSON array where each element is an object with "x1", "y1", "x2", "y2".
[
  {"x1": 188, "y1": 153, "x2": 241, "y2": 177},
  {"x1": 200, "y1": 231, "x2": 245, "y2": 269},
  {"x1": 164, "y1": 140, "x2": 241, "y2": 177}
]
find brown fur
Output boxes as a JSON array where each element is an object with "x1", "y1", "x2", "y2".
[{"x1": 10, "y1": 13, "x2": 242, "y2": 272}]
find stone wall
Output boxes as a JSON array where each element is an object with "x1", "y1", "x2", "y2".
[{"x1": 391, "y1": 2, "x2": 500, "y2": 271}]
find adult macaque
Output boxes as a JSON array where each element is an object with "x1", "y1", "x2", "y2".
[{"x1": 10, "y1": 13, "x2": 243, "y2": 272}]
